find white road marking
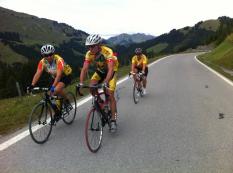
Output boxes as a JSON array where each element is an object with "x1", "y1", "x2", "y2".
[{"x1": 195, "y1": 56, "x2": 233, "y2": 87}]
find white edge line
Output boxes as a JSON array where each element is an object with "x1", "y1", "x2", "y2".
[
  {"x1": 195, "y1": 56, "x2": 233, "y2": 87},
  {"x1": 0, "y1": 54, "x2": 172, "y2": 151}
]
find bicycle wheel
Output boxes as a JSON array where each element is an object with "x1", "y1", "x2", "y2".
[
  {"x1": 62, "y1": 92, "x2": 77, "y2": 125},
  {"x1": 85, "y1": 108, "x2": 103, "y2": 153},
  {"x1": 28, "y1": 102, "x2": 53, "y2": 144},
  {"x1": 133, "y1": 82, "x2": 140, "y2": 104}
]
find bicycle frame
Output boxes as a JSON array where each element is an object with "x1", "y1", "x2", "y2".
[{"x1": 76, "y1": 85, "x2": 111, "y2": 125}]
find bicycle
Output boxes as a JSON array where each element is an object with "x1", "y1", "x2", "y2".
[
  {"x1": 76, "y1": 84, "x2": 113, "y2": 153},
  {"x1": 28, "y1": 87, "x2": 77, "y2": 144},
  {"x1": 129, "y1": 72, "x2": 145, "y2": 104}
]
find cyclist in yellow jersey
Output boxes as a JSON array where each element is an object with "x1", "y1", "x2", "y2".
[
  {"x1": 27, "y1": 44, "x2": 72, "y2": 120},
  {"x1": 78, "y1": 34, "x2": 119, "y2": 132},
  {"x1": 130, "y1": 48, "x2": 149, "y2": 95}
]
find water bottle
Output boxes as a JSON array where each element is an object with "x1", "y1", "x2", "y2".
[
  {"x1": 55, "y1": 99, "x2": 61, "y2": 110},
  {"x1": 51, "y1": 99, "x2": 58, "y2": 111}
]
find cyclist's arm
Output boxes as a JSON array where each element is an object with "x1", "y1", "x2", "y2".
[
  {"x1": 80, "y1": 60, "x2": 90, "y2": 84},
  {"x1": 31, "y1": 70, "x2": 43, "y2": 86},
  {"x1": 142, "y1": 63, "x2": 146, "y2": 72},
  {"x1": 104, "y1": 60, "x2": 114, "y2": 83},
  {"x1": 31, "y1": 61, "x2": 43, "y2": 86},
  {"x1": 131, "y1": 63, "x2": 136, "y2": 73},
  {"x1": 142, "y1": 56, "x2": 148, "y2": 72}
]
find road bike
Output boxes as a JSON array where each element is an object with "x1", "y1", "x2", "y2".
[
  {"x1": 76, "y1": 84, "x2": 113, "y2": 153},
  {"x1": 28, "y1": 87, "x2": 77, "y2": 144},
  {"x1": 129, "y1": 72, "x2": 145, "y2": 104}
]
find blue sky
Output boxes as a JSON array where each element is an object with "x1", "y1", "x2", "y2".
[{"x1": 1, "y1": 0, "x2": 233, "y2": 38}]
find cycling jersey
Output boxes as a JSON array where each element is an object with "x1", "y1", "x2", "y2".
[
  {"x1": 131, "y1": 54, "x2": 148, "y2": 68},
  {"x1": 84, "y1": 45, "x2": 119, "y2": 73},
  {"x1": 37, "y1": 54, "x2": 72, "y2": 78}
]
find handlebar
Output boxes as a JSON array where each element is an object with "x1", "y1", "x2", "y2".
[{"x1": 76, "y1": 84, "x2": 105, "y2": 97}]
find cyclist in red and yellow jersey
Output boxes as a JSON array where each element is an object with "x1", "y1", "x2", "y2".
[
  {"x1": 27, "y1": 44, "x2": 72, "y2": 99},
  {"x1": 131, "y1": 48, "x2": 149, "y2": 95},
  {"x1": 78, "y1": 34, "x2": 119, "y2": 132}
]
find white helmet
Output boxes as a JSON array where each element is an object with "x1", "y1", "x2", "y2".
[
  {"x1": 85, "y1": 34, "x2": 102, "y2": 46},
  {"x1": 41, "y1": 44, "x2": 55, "y2": 55}
]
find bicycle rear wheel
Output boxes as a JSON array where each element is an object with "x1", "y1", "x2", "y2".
[
  {"x1": 85, "y1": 108, "x2": 103, "y2": 153},
  {"x1": 62, "y1": 92, "x2": 77, "y2": 125},
  {"x1": 133, "y1": 82, "x2": 140, "y2": 104},
  {"x1": 28, "y1": 102, "x2": 53, "y2": 144}
]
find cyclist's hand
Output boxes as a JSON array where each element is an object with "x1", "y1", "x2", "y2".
[
  {"x1": 76, "y1": 83, "x2": 84, "y2": 96},
  {"x1": 102, "y1": 82, "x2": 109, "y2": 88},
  {"x1": 49, "y1": 85, "x2": 55, "y2": 93},
  {"x1": 26, "y1": 85, "x2": 34, "y2": 94},
  {"x1": 139, "y1": 71, "x2": 145, "y2": 76},
  {"x1": 77, "y1": 83, "x2": 84, "y2": 88}
]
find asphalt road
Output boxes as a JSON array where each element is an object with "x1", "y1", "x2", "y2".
[{"x1": 1, "y1": 53, "x2": 233, "y2": 173}]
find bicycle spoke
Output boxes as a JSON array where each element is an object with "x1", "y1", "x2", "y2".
[
  {"x1": 29, "y1": 103, "x2": 53, "y2": 144},
  {"x1": 62, "y1": 92, "x2": 77, "y2": 125}
]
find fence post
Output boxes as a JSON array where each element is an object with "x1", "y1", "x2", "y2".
[{"x1": 16, "y1": 81, "x2": 22, "y2": 98}]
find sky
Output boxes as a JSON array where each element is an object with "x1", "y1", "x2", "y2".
[{"x1": 0, "y1": 0, "x2": 233, "y2": 38}]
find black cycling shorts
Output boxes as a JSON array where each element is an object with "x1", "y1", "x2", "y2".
[{"x1": 51, "y1": 75, "x2": 72, "y2": 86}]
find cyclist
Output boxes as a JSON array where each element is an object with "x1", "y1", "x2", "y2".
[
  {"x1": 130, "y1": 48, "x2": 148, "y2": 95},
  {"x1": 78, "y1": 34, "x2": 119, "y2": 132},
  {"x1": 27, "y1": 44, "x2": 72, "y2": 120}
]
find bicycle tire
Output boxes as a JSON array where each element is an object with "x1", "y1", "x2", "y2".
[
  {"x1": 85, "y1": 108, "x2": 103, "y2": 153},
  {"x1": 28, "y1": 102, "x2": 53, "y2": 144},
  {"x1": 133, "y1": 82, "x2": 139, "y2": 104},
  {"x1": 62, "y1": 92, "x2": 77, "y2": 125}
]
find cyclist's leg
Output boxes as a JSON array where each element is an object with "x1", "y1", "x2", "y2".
[
  {"x1": 108, "y1": 73, "x2": 117, "y2": 121},
  {"x1": 54, "y1": 75, "x2": 71, "y2": 99},
  {"x1": 133, "y1": 68, "x2": 139, "y2": 82},
  {"x1": 90, "y1": 72, "x2": 101, "y2": 95},
  {"x1": 142, "y1": 67, "x2": 148, "y2": 88}
]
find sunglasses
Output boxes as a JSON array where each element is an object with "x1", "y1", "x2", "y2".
[
  {"x1": 87, "y1": 45, "x2": 96, "y2": 49},
  {"x1": 42, "y1": 53, "x2": 54, "y2": 57}
]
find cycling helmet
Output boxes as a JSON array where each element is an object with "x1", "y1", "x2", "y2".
[
  {"x1": 85, "y1": 34, "x2": 102, "y2": 46},
  {"x1": 135, "y1": 48, "x2": 142, "y2": 55},
  {"x1": 41, "y1": 44, "x2": 55, "y2": 55}
]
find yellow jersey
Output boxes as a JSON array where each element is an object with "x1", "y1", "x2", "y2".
[
  {"x1": 37, "y1": 54, "x2": 72, "y2": 78},
  {"x1": 131, "y1": 54, "x2": 148, "y2": 68},
  {"x1": 84, "y1": 45, "x2": 119, "y2": 73}
]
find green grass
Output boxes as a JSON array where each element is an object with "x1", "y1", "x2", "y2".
[
  {"x1": 0, "y1": 55, "x2": 163, "y2": 136},
  {"x1": 198, "y1": 33, "x2": 233, "y2": 81},
  {"x1": 0, "y1": 42, "x2": 28, "y2": 63},
  {"x1": 199, "y1": 19, "x2": 220, "y2": 31},
  {"x1": 147, "y1": 43, "x2": 168, "y2": 54}
]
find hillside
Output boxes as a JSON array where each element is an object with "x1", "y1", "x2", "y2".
[
  {"x1": 107, "y1": 33, "x2": 155, "y2": 46},
  {"x1": 115, "y1": 16, "x2": 233, "y2": 66},
  {"x1": 198, "y1": 33, "x2": 233, "y2": 80},
  {"x1": 0, "y1": 6, "x2": 88, "y2": 65},
  {"x1": 0, "y1": 6, "x2": 89, "y2": 98}
]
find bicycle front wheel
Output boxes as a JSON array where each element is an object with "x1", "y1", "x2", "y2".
[
  {"x1": 133, "y1": 82, "x2": 139, "y2": 104},
  {"x1": 62, "y1": 92, "x2": 77, "y2": 125},
  {"x1": 85, "y1": 108, "x2": 103, "y2": 153},
  {"x1": 28, "y1": 102, "x2": 53, "y2": 144}
]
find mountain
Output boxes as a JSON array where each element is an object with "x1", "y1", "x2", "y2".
[
  {"x1": 115, "y1": 16, "x2": 233, "y2": 66},
  {"x1": 107, "y1": 33, "x2": 155, "y2": 46},
  {"x1": 0, "y1": 6, "x2": 88, "y2": 66}
]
